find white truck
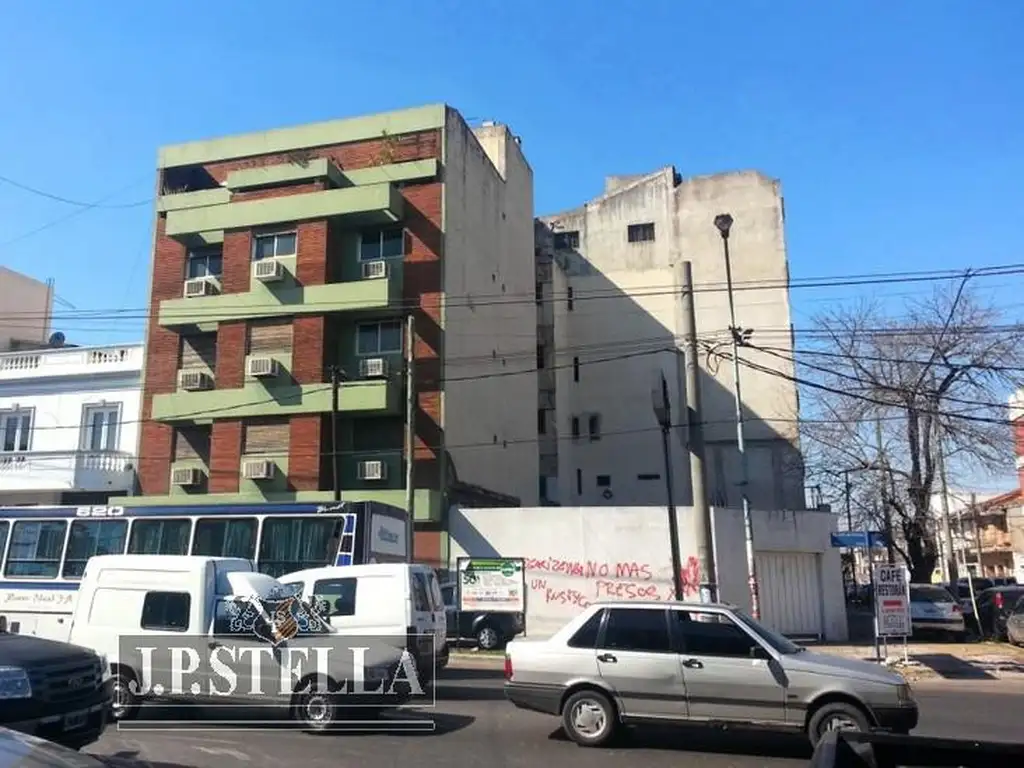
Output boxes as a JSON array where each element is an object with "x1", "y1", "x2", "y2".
[{"x1": 45, "y1": 554, "x2": 411, "y2": 730}]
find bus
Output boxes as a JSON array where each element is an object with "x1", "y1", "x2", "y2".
[{"x1": 0, "y1": 500, "x2": 409, "y2": 637}]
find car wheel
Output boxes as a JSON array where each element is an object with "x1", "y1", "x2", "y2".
[
  {"x1": 562, "y1": 689, "x2": 617, "y2": 747},
  {"x1": 476, "y1": 624, "x2": 501, "y2": 651},
  {"x1": 294, "y1": 678, "x2": 339, "y2": 733},
  {"x1": 109, "y1": 672, "x2": 140, "y2": 722},
  {"x1": 807, "y1": 702, "x2": 872, "y2": 746}
]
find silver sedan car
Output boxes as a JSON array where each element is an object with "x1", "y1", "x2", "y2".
[{"x1": 503, "y1": 601, "x2": 917, "y2": 747}]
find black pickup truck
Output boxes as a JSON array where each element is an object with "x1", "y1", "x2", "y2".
[{"x1": 0, "y1": 631, "x2": 112, "y2": 750}]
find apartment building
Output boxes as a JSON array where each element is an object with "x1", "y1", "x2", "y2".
[
  {"x1": 536, "y1": 167, "x2": 805, "y2": 509},
  {"x1": 0, "y1": 341, "x2": 142, "y2": 505},
  {"x1": 0, "y1": 267, "x2": 53, "y2": 352},
  {"x1": 124, "y1": 104, "x2": 538, "y2": 566}
]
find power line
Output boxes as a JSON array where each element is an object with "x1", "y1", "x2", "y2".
[{"x1": 0, "y1": 173, "x2": 152, "y2": 209}]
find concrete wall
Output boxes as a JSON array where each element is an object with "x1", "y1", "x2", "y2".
[
  {"x1": 0, "y1": 267, "x2": 52, "y2": 351},
  {"x1": 537, "y1": 168, "x2": 804, "y2": 510},
  {"x1": 442, "y1": 113, "x2": 538, "y2": 504},
  {"x1": 449, "y1": 505, "x2": 847, "y2": 640}
]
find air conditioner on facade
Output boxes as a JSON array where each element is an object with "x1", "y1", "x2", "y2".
[
  {"x1": 178, "y1": 369, "x2": 213, "y2": 391},
  {"x1": 246, "y1": 356, "x2": 280, "y2": 378},
  {"x1": 171, "y1": 467, "x2": 202, "y2": 487},
  {"x1": 253, "y1": 259, "x2": 284, "y2": 282},
  {"x1": 361, "y1": 260, "x2": 388, "y2": 279},
  {"x1": 183, "y1": 277, "x2": 220, "y2": 298},
  {"x1": 357, "y1": 460, "x2": 386, "y2": 481},
  {"x1": 359, "y1": 357, "x2": 387, "y2": 378},
  {"x1": 241, "y1": 459, "x2": 276, "y2": 480}
]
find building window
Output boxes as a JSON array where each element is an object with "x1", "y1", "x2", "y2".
[
  {"x1": 571, "y1": 416, "x2": 580, "y2": 439},
  {"x1": 0, "y1": 409, "x2": 32, "y2": 453},
  {"x1": 253, "y1": 231, "x2": 297, "y2": 260},
  {"x1": 576, "y1": 469, "x2": 583, "y2": 496},
  {"x1": 81, "y1": 404, "x2": 120, "y2": 452},
  {"x1": 359, "y1": 227, "x2": 404, "y2": 262},
  {"x1": 573, "y1": 356, "x2": 580, "y2": 382},
  {"x1": 186, "y1": 247, "x2": 223, "y2": 279},
  {"x1": 356, "y1": 320, "x2": 403, "y2": 355},
  {"x1": 596, "y1": 474, "x2": 611, "y2": 488},
  {"x1": 588, "y1": 413, "x2": 601, "y2": 441},
  {"x1": 627, "y1": 222, "x2": 656, "y2": 243},
  {"x1": 554, "y1": 231, "x2": 580, "y2": 250},
  {"x1": 538, "y1": 409, "x2": 547, "y2": 435},
  {"x1": 536, "y1": 344, "x2": 546, "y2": 370},
  {"x1": 567, "y1": 287, "x2": 575, "y2": 311}
]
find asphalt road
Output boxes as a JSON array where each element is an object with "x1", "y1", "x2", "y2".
[{"x1": 85, "y1": 669, "x2": 1024, "y2": 768}]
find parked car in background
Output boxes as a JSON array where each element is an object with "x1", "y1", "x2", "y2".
[
  {"x1": 441, "y1": 583, "x2": 524, "y2": 651},
  {"x1": 908, "y1": 584, "x2": 964, "y2": 641},
  {"x1": 1006, "y1": 595, "x2": 1024, "y2": 646},
  {"x1": 974, "y1": 585, "x2": 1024, "y2": 640},
  {"x1": 504, "y1": 601, "x2": 917, "y2": 748}
]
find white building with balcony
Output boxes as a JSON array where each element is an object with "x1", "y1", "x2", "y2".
[{"x1": 0, "y1": 343, "x2": 143, "y2": 505}]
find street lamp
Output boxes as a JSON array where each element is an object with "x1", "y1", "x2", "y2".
[
  {"x1": 652, "y1": 371, "x2": 685, "y2": 601},
  {"x1": 714, "y1": 212, "x2": 761, "y2": 619}
]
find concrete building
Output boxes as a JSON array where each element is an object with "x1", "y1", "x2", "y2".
[
  {"x1": 123, "y1": 104, "x2": 538, "y2": 568},
  {"x1": 0, "y1": 267, "x2": 53, "y2": 352},
  {"x1": 536, "y1": 167, "x2": 804, "y2": 509},
  {"x1": 0, "y1": 342, "x2": 142, "y2": 505}
]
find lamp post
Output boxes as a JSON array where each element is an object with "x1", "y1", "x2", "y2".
[
  {"x1": 714, "y1": 213, "x2": 761, "y2": 619},
  {"x1": 652, "y1": 371, "x2": 685, "y2": 601}
]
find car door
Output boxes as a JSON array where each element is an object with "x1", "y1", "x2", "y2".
[
  {"x1": 671, "y1": 609, "x2": 787, "y2": 725},
  {"x1": 594, "y1": 607, "x2": 687, "y2": 720},
  {"x1": 441, "y1": 585, "x2": 459, "y2": 638}
]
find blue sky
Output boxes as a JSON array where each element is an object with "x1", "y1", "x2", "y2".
[{"x1": 1, "y1": 1, "x2": 1022, "y2": 493}]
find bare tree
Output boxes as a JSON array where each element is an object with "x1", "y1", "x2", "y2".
[{"x1": 790, "y1": 283, "x2": 1024, "y2": 582}]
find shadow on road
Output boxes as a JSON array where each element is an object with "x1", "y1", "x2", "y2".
[
  {"x1": 439, "y1": 667, "x2": 505, "y2": 681},
  {"x1": 548, "y1": 724, "x2": 812, "y2": 760},
  {"x1": 433, "y1": 682, "x2": 507, "y2": 702}
]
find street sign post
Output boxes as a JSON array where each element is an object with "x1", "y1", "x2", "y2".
[{"x1": 830, "y1": 531, "x2": 887, "y2": 549}]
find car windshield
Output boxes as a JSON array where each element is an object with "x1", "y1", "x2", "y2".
[
  {"x1": 911, "y1": 585, "x2": 954, "y2": 603},
  {"x1": 733, "y1": 610, "x2": 804, "y2": 655}
]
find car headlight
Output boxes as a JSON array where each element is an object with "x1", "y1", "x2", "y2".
[
  {"x1": 0, "y1": 666, "x2": 32, "y2": 700},
  {"x1": 896, "y1": 683, "x2": 914, "y2": 706}
]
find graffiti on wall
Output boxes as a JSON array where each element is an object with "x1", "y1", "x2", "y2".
[{"x1": 525, "y1": 555, "x2": 701, "y2": 610}]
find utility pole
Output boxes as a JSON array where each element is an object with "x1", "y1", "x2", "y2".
[
  {"x1": 330, "y1": 365, "x2": 341, "y2": 502},
  {"x1": 652, "y1": 372, "x2": 685, "y2": 601},
  {"x1": 844, "y1": 472, "x2": 853, "y2": 533},
  {"x1": 714, "y1": 213, "x2": 760, "y2": 618},
  {"x1": 681, "y1": 261, "x2": 715, "y2": 603},
  {"x1": 875, "y1": 415, "x2": 895, "y2": 564},
  {"x1": 933, "y1": 416, "x2": 958, "y2": 583},
  {"x1": 404, "y1": 314, "x2": 416, "y2": 562},
  {"x1": 969, "y1": 492, "x2": 984, "y2": 577}
]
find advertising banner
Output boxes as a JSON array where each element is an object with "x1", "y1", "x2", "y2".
[{"x1": 456, "y1": 557, "x2": 525, "y2": 613}]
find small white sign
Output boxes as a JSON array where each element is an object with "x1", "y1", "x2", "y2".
[
  {"x1": 873, "y1": 564, "x2": 911, "y2": 638},
  {"x1": 369, "y1": 514, "x2": 406, "y2": 558},
  {"x1": 457, "y1": 558, "x2": 525, "y2": 613}
]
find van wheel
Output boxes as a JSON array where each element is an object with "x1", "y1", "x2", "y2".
[
  {"x1": 476, "y1": 625, "x2": 501, "y2": 651},
  {"x1": 807, "y1": 702, "x2": 871, "y2": 746},
  {"x1": 562, "y1": 690, "x2": 617, "y2": 747},
  {"x1": 295, "y1": 689, "x2": 339, "y2": 733},
  {"x1": 110, "y1": 672, "x2": 140, "y2": 722}
]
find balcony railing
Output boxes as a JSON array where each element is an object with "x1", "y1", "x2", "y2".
[
  {"x1": 0, "y1": 450, "x2": 136, "y2": 493},
  {"x1": 0, "y1": 344, "x2": 143, "y2": 381}
]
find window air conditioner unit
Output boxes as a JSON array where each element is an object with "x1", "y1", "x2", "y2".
[
  {"x1": 171, "y1": 467, "x2": 202, "y2": 487},
  {"x1": 253, "y1": 259, "x2": 284, "y2": 282},
  {"x1": 241, "y1": 459, "x2": 276, "y2": 481},
  {"x1": 357, "y1": 460, "x2": 386, "y2": 481},
  {"x1": 183, "y1": 277, "x2": 220, "y2": 298},
  {"x1": 361, "y1": 260, "x2": 388, "y2": 280},
  {"x1": 246, "y1": 356, "x2": 280, "y2": 378},
  {"x1": 178, "y1": 369, "x2": 213, "y2": 391},
  {"x1": 359, "y1": 357, "x2": 387, "y2": 378}
]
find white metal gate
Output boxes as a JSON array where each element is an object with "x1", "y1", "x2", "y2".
[{"x1": 756, "y1": 551, "x2": 823, "y2": 639}]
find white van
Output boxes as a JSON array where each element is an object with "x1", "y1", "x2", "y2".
[
  {"x1": 60, "y1": 555, "x2": 405, "y2": 730},
  {"x1": 280, "y1": 564, "x2": 449, "y2": 679}
]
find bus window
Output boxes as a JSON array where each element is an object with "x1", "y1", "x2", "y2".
[
  {"x1": 62, "y1": 519, "x2": 129, "y2": 578},
  {"x1": 0, "y1": 521, "x2": 8, "y2": 567},
  {"x1": 192, "y1": 518, "x2": 257, "y2": 559},
  {"x1": 258, "y1": 517, "x2": 342, "y2": 578},
  {"x1": 128, "y1": 519, "x2": 191, "y2": 556},
  {"x1": 5, "y1": 520, "x2": 67, "y2": 578}
]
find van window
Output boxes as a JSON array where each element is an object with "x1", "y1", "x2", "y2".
[
  {"x1": 128, "y1": 519, "x2": 191, "y2": 556},
  {"x1": 62, "y1": 519, "x2": 129, "y2": 578},
  {"x1": 411, "y1": 572, "x2": 431, "y2": 612},
  {"x1": 5, "y1": 520, "x2": 67, "y2": 578},
  {"x1": 141, "y1": 591, "x2": 191, "y2": 632},
  {"x1": 258, "y1": 517, "x2": 342, "y2": 578},
  {"x1": 312, "y1": 577, "x2": 357, "y2": 617},
  {"x1": 441, "y1": 585, "x2": 456, "y2": 607},
  {"x1": 192, "y1": 518, "x2": 257, "y2": 559}
]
